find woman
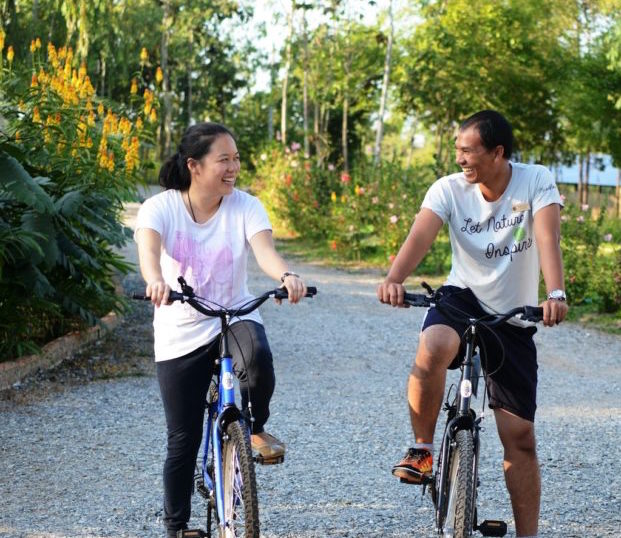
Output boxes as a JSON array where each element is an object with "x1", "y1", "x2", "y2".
[{"x1": 135, "y1": 122, "x2": 306, "y2": 537}]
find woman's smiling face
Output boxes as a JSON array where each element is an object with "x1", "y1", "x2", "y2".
[{"x1": 188, "y1": 134, "x2": 240, "y2": 194}]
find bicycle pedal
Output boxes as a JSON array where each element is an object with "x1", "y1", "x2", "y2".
[
  {"x1": 476, "y1": 519, "x2": 507, "y2": 537},
  {"x1": 178, "y1": 530, "x2": 207, "y2": 538},
  {"x1": 254, "y1": 454, "x2": 284, "y2": 465}
]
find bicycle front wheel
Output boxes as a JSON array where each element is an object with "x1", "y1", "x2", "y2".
[
  {"x1": 220, "y1": 421, "x2": 260, "y2": 538},
  {"x1": 443, "y1": 429, "x2": 475, "y2": 538}
]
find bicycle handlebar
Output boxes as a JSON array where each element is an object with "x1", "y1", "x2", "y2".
[
  {"x1": 402, "y1": 286, "x2": 543, "y2": 324},
  {"x1": 132, "y1": 285, "x2": 317, "y2": 318}
]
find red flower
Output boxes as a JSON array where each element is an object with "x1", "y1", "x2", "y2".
[
  {"x1": 284, "y1": 174, "x2": 292, "y2": 186},
  {"x1": 292, "y1": 192, "x2": 299, "y2": 202},
  {"x1": 330, "y1": 240, "x2": 338, "y2": 251},
  {"x1": 340, "y1": 172, "x2": 351, "y2": 184},
  {"x1": 388, "y1": 254, "x2": 396, "y2": 263}
]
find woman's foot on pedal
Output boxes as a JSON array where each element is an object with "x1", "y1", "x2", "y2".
[
  {"x1": 251, "y1": 431, "x2": 285, "y2": 463},
  {"x1": 392, "y1": 447, "x2": 433, "y2": 484}
]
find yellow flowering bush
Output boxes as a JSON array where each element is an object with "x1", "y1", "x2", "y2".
[{"x1": 0, "y1": 38, "x2": 158, "y2": 360}]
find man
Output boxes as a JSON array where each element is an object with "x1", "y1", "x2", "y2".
[{"x1": 377, "y1": 110, "x2": 568, "y2": 538}]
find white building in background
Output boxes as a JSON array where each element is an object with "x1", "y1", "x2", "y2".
[{"x1": 552, "y1": 154, "x2": 619, "y2": 187}]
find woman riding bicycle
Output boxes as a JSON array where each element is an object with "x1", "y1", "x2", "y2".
[
  {"x1": 377, "y1": 110, "x2": 568, "y2": 538},
  {"x1": 134, "y1": 121, "x2": 307, "y2": 538}
]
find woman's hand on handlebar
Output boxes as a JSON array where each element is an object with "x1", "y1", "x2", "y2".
[
  {"x1": 377, "y1": 280, "x2": 407, "y2": 307},
  {"x1": 279, "y1": 274, "x2": 307, "y2": 304},
  {"x1": 146, "y1": 279, "x2": 171, "y2": 308},
  {"x1": 540, "y1": 298, "x2": 569, "y2": 327}
]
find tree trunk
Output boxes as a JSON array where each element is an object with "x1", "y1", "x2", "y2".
[
  {"x1": 187, "y1": 70, "x2": 193, "y2": 125},
  {"x1": 578, "y1": 155, "x2": 584, "y2": 205},
  {"x1": 281, "y1": 2, "x2": 294, "y2": 146},
  {"x1": 616, "y1": 168, "x2": 621, "y2": 218},
  {"x1": 373, "y1": 0, "x2": 394, "y2": 166},
  {"x1": 302, "y1": 11, "x2": 310, "y2": 157},
  {"x1": 342, "y1": 95, "x2": 349, "y2": 172},
  {"x1": 268, "y1": 46, "x2": 276, "y2": 141},
  {"x1": 314, "y1": 102, "x2": 321, "y2": 166},
  {"x1": 159, "y1": 0, "x2": 173, "y2": 160},
  {"x1": 583, "y1": 152, "x2": 590, "y2": 206}
]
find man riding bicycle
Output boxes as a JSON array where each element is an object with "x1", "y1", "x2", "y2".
[{"x1": 377, "y1": 110, "x2": 568, "y2": 538}]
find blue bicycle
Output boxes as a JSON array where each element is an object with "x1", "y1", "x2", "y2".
[{"x1": 134, "y1": 277, "x2": 317, "y2": 538}]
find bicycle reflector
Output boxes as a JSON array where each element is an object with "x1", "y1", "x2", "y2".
[{"x1": 477, "y1": 519, "x2": 508, "y2": 537}]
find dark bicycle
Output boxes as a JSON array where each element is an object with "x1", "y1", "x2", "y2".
[
  {"x1": 402, "y1": 283, "x2": 543, "y2": 538},
  {"x1": 134, "y1": 277, "x2": 317, "y2": 538}
]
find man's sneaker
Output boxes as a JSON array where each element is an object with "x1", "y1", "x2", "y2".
[{"x1": 392, "y1": 447, "x2": 433, "y2": 484}]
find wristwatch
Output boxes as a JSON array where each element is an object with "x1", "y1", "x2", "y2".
[
  {"x1": 547, "y1": 289, "x2": 567, "y2": 301},
  {"x1": 280, "y1": 271, "x2": 300, "y2": 282}
]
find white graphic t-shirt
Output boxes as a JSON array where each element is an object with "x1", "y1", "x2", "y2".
[
  {"x1": 421, "y1": 162, "x2": 562, "y2": 324},
  {"x1": 135, "y1": 188, "x2": 272, "y2": 361}
]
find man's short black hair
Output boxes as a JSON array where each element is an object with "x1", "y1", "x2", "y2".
[{"x1": 460, "y1": 110, "x2": 514, "y2": 159}]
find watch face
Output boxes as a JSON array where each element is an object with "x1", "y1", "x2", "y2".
[{"x1": 549, "y1": 290, "x2": 566, "y2": 300}]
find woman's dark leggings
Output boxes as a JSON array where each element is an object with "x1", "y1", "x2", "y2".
[{"x1": 156, "y1": 320, "x2": 275, "y2": 535}]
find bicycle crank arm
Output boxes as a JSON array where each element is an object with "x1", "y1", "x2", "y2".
[{"x1": 476, "y1": 519, "x2": 507, "y2": 537}]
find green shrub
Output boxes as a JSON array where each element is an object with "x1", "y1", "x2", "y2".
[{"x1": 0, "y1": 40, "x2": 157, "y2": 360}]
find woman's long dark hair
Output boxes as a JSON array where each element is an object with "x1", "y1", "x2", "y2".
[{"x1": 158, "y1": 122, "x2": 236, "y2": 190}]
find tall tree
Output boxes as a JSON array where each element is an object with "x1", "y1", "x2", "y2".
[{"x1": 373, "y1": 0, "x2": 393, "y2": 165}]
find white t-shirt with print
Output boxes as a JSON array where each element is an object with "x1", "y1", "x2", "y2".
[
  {"x1": 135, "y1": 188, "x2": 272, "y2": 361},
  {"x1": 421, "y1": 162, "x2": 562, "y2": 321}
]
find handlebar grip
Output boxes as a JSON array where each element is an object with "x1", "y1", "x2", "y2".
[
  {"x1": 403, "y1": 292, "x2": 431, "y2": 307},
  {"x1": 131, "y1": 291, "x2": 184, "y2": 301},
  {"x1": 274, "y1": 286, "x2": 318, "y2": 299},
  {"x1": 521, "y1": 306, "x2": 544, "y2": 322}
]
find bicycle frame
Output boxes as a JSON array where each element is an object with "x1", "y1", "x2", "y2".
[{"x1": 201, "y1": 312, "x2": 245, "y2": 532}]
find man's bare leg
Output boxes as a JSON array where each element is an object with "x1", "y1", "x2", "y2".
[
  {"x1": 408, "y1": 325, "x2": 461, "y2": 443},
  {"x1": 495, "y1": 409, "x2": 540, "y2": 537}
]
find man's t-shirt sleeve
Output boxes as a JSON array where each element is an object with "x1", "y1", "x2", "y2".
[
  {"x1": 531, "y1": 166, "x2": 563, "y2": 215},
  {"x1": 244, "y1": 195, "x2": 272, "y2": 242},
  {"x1": 421, "y1": 179, "x2": 451, "y2": 223}
]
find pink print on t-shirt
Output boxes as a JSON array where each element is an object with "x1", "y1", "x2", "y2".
[{"x1": 172, "y1": 231, "x2": 233, "y2": 305}]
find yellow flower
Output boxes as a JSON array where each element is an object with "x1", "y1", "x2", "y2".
[
  {"x1": 15, "y1": 131, "x2": 20, "y2": 141},
  {"x1": 33, "y1": 106, "x2": 41, "y2": 123},
  {"x1": 130, "y1": 78, "x2": 138, "y2": 94},
  {"x1": 31, "y1": 73, "x2": 39, "y2": 87},
  {"x1": 0, "y1": 29, "x2": 5, "y2": 52},
  {"x1": 35, "y1": 37, "x2": 42, "y2": 49},
  {"x1": 149, "y1": 108, "x2": 157, "y2": 123},
  {"x1": 340, "y1": 195, "x2": 346, "y2": 203},
  {"x1": 78, "y1": 62, "x2": 87, "y2": 79},
  {"x1": 7, "y1": 45, "x2": 14, "y2": 63},
  {"x1": 97, "y1": 102, "x2": 104, "y2": 116},
  {"x1": 331, "y1": 192, "x2": 337, "y2": 203},
  {"x1": 30, "y1": 40, "x2": 37, "y2": 53},
  {"x1": 135, "y1": 117, "x2": 144, "y2": 131},
  {"x1": 144, "y1": 101, "x2": 152, "y2": 115},
  {"x1": 155, "y1": 66, "x2": 163, "y2": 84},
  {"x1": 140, "y1": 47, "x2": 149, "y2": 66}
]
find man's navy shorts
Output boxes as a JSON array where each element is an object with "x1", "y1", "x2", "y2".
[{"x1": 421, "y1": 286, "x2": 538, "y2": 422}]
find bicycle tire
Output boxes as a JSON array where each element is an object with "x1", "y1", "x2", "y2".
[
  {"x1": 443, "y1": 429, "x2": 475, "y2": 538},
  {"x1": 220, "y1": 420, "x2": 260, "y2": 538}
]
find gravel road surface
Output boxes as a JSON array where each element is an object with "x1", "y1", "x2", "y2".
[{"x1": 1, "y1": 254, "x2": 620, "y2": 538}]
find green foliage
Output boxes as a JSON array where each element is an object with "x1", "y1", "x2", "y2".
[
  {"x1": 252, "y1": 143, "x2": 451, "y2": 270},
  {"x1": 561, "y1": 203, "x2": 621, "y2": 313},
  {"x1": 0, "y1": 39, "x2": 155, "y2": 361}
]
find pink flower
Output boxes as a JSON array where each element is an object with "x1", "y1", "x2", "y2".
[
  {"x1": 328, "y1": 163, "x2": 335, "y2": 171},
  {"x1": 390, "y1": 215, "x2": 399, "y2": 224},
  {"x1": 388, "y1": 203, "x2": 394, "y2": 209},
  {"x1": 388, "y1": 254, "x2": 396, "y2": 263},
  {"x1": 561, "y1": 215, "x2": 568, "y2": 222},
  {"x1": 291, "y1": 141, "x2": 301, "y2": 152},
  {"x1": 372, "y1": 196, "x2": 379, "y2": 204},
  {"x1": 576, "y1": 216, "x2": 585, "y2": 223},
  {"x1": 560, "y1": 194, "x2": 566, "y2": 203},
  {"x1": 341, "y1": 172, "x2": 351, "y2": 183},
  {"x1": 603, "y1": 233, "x2": 613, "y2": 242},
  {"x1": 581, "y1": 204, "x2": 589, "y2": 211}
]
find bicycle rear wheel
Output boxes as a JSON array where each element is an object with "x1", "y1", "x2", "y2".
[
  {"x1": 220, "y1": 421, "x2": 259, "y2": 538},
  {"x1": 443, "y1": 429, "x2": 475, "y2": 538}
]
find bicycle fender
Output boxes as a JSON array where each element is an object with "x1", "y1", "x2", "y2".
[{"x1": 216, "y1": 405, "x2": 243, "y2": 434}]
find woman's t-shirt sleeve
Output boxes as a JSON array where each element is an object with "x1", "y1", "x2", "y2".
[
  {"x1": 134, "y1": 194, "x2": 167, "y2": 240},
  {"x1": 244, "y1": 195, "x2": 272, "y2": 241}
]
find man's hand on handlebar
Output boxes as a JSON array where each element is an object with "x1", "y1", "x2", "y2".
[
  {"x1": 540, "y1": 298, "x2": 568, "y2": 327},
  {"x1": 377, "y1": 280, "x2": 408, "y2": 307}
]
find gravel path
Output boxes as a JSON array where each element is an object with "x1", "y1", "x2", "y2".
[{"x1": 1, "y1": 257, "x2": 620, "y2": 538}]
